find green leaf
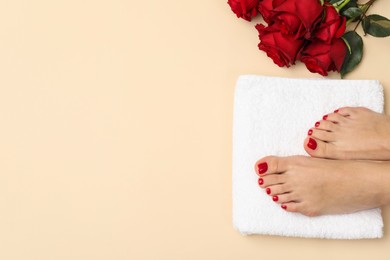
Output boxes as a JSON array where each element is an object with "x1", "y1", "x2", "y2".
[
  {"x1": 341, "y1": 37, "x2": 352, "y2": 54},
  {"x1": 342, "y1": 7, "x2": 362, "y2": 19},
  {"x1": 340, "y1": 1, "x2": 358, "y2": 12},
  {"x1": 331, "y1": 0, "x2": 357, "y2": 12},
  {"x1": 340, "y1": 31, "x2": 363, "y2": 78},
  {"x1": 330, "y1": 0, "x2": 356, "y2": 3},
  {"x1": 362, "y1": 14, "x2": 390, "y2": 37},
  {"x1": 319, "y1": 0, "x2": 324, "y2": 5}
]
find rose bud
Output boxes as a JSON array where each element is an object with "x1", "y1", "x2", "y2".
[
  {"x1": 228, "y1": 0, "x2": 261, "y2": 21},
  {"x1": 299, "y1": 38, "x2": 347, "y2": 76},
  {"x1": 257, "y1": 0, "x2": 274, "y2": 24},
  {"x1": 270, "y1": 0, "x2": 324, "y2": 38},
  {"x1": 314, "y1": 3, "x2": 346, "y2": 44},
  {"x1": 256, "y1": 23, "x2": 304, "y2": 67}
]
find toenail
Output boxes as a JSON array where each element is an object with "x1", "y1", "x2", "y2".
[
  {"x1": 323, "y1": 115, "x2": 328, "y2": 120},
  {"x1": 307, "y1": 138, "x2": 317, "y2": 150},
  {"x1": 257, "y1": 162, "x2": 268, "y2": 174},
  {"x1": 272, "y1": 195, "x2": 278, "y2": 202},
  {"x1": 334, "y1": 109, "x2": 339, "y2": 113},
  {"x1": 281, "y1": 205, "x2": 287, "y2": 210},
  {"x1": 315, "y1": 121, "x2": 320, "y2": 127},
  {"x1": 266, "y1": 187, "x2": 271, "y2": 194},
  {"x1": 258, "y1": 178, "x2": 264, "y2": 185},
  {"x1": 308, "y1": 129, "x2": 313, "y2": 136}
]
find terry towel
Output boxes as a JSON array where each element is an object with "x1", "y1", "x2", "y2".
[{"x1": 232, "y1": 75, "x2": 384, "y2": 239}]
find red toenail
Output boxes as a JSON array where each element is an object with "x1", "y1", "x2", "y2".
[
  {"x1": 308, "y1": 129, "x2": 313, "y2": 136},
  {"x1": 281, "y1": 205, "x2": 287, "y2": 210},
  {"x1": 323, "y1": 115, "x2": 328, "y2": 120},
  {"x1": 257, "y1": 163, "x2": 268, "y2": 174},
  {"x1": 272, "y1": 195, "x2": 278, "y2": 201},
  {"x1": 266, "y1": 188, "x2": 271, "y2": 194},
  {"x1": 334, "y1": 109, "x2": 339, "y2": 113},
  {"x1": 258, "y1": 178, "x2": 264, "y2": 185},
  {"x1": 315, "y1": 121, "x2": 320, "y2": 127},
  {"x1": 307, "y1": 138, "x2": 317, "y2": 150}
]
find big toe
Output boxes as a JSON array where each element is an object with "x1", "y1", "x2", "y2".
[
  {"x1": 303, "y1": 137, "x2": 344, "y2": 159},
  {"x1": 254, "y1": 156, "x2": 289, "y2": 176}
]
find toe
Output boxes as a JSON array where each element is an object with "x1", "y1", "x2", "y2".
[
  {"x1": 280, "y1": 202, "x2": 320, "y2": 216},
  {"x1": 281, "y1": 202, "x2": 301, "y2": 213},
  {"x1": 303, "y1": 136, "x2": 343, "y2": 159},
  {"x1": 272, "y1": 193, "x2": 296, "y2": 204},
  {"x1": 254, "y1": 156, "x2": 288, "y2": 176},
  {"x1": 308, "y1": 128, "x2": 335, "y2": 142},
  {"x1": 323, "y1": 112, "x2": 346, "y2": 124},
  {"x1": 264, "y1": 184, "x2": 290, "y2": 196},
  {"x1": 335, "y1": 107, "x2": 359, "y2": 117},
  {"x1": 259, "y1": 174, "x2": 286, "y2": 188},
  {"x1": 314, "y1": 120, "x2": 337, "y2": 131}
]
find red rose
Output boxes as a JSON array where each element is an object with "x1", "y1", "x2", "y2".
[
  {"x1": 228, "y1": 0, "x2": 261, "y2": 21},
  {"x1": 314, "y1": 4, "x2": 346, "y2": 43},
  {"x1": 259, "y1": 0, "x2": 323, "y2": 38},
  {"x1": 299, "y1": 38, "x2": 347, "y2": 76},
  {"x1": 256, "y1": 23, "x2": 304, "y2": 67},
  {"x1": 257, "y1": 0, "x2": 274, "y2": 24}
]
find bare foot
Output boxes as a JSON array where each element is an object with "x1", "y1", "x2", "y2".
[
  {"x1": 303, "y1": 107, "x2": 390, "y2": 160},
  {"x1": 254, "y1": 156, "x2": 390, "y2": 216}
]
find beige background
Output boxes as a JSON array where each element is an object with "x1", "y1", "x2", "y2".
[{"x1": 0, "y1": 0, "x2": 389, "y2": 259}]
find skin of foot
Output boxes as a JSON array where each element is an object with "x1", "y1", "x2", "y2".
[
  {"x1": 304, "y1": 107, "x2": 390, "y2": 160},
  {"x1": 254, "y1": 155, "x2": 390, "y2": 217}
]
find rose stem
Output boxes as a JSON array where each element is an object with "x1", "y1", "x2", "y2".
[{"x1": 353, "y1": 0, "x2": 378, "y2": 31}]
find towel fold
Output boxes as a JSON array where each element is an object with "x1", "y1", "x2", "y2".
[{"x1": 232, "y1": 75, "x2": 384, "y2": 239}]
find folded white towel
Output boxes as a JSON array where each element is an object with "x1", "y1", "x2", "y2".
[{"x1": 232, "y1": 75, "x2": 384, "y2": 239}]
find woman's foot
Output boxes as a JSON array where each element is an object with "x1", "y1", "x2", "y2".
[
  {"x1": 304, "y1": 107, "x2": 390, "y2": 160},
  {"x1": 254, "y1": 155, "x2": 390, "y2": 216}
]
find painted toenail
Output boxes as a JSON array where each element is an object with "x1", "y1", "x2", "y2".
[
  {"x1": 323, "y1": 115, "x2": 328, "y2": 120},
  {"x1": 308, "y1": 129, "x2": 313, "y2": 136},
  {"x1": 307, "y1": 138, "x2": 317, "y2": 150},
  {"x1": 258, "y1": 178, "x2": 264, "y2": 185},
  {"x1": 315, "y1": 121, "x2": 320, "y2": 127},
  {"x1": 334, "y1": 109, "x2": 339, "y2": 113},
  {"x1": 281, "y1": 205, "x2": 287, "y2": 210},
  {"x1": 257, "y1": 163, "x2": 268, "y2": 174},
  {"x1": 272, "y1": 195, "x2": 278, "y2": 202},
  {"x1": 266, "y1": 187, "x2": 271, "y2": 194}
]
